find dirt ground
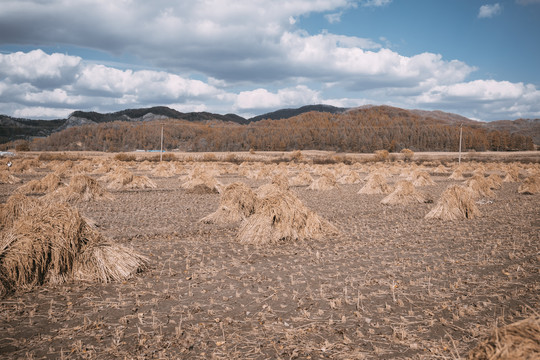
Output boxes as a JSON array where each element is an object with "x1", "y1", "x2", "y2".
[{"x1": 0, "y1": 156, "x2": 539, "y2": 359}]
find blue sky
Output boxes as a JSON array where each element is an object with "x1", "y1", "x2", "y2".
[{"x1": 0, "y1": 0, "x2": 539, "y2": 121}]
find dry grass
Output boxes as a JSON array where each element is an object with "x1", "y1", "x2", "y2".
[
  {"x1": 358, "y1": 173, "x2": 392, "y2": 194},
  {"x1": 449, "y1": 167, "x2": 466, "y2": 181},
  {"x1": 237, "y1": 186, "x2": 337, "y2": 244},
  {"x1": 468, "y1": 316, "x2": 540, "y2": 360},
  {"x1": 200, "y1": 182, "x2": 257, "y2": 224},
  {"x1": 104, "y1": 168, "x2": 157, "y2": 190},
  {"x1": 289, "y1": 171, "x2": 314, "y2": 186},
  {"x1": 337, "y1": 170, "x2": 363, "y2": 184},
  {"x1": 0, "y1": 171, "x2": 22, "y2": 185},
  {"x1": 151, "y1": 163, "x2": 177, "y2": 178},
  {"x1": 518, "y1": 174, "x2": 540, "y2": 195},
  {"x1": 407, "y1": 170, "x2": 436, "y2": 187},
  {"x1": 308, "y1": 172, "x2": 339, "y2": 191},
  {"x1": 181, "y1": 173, "x2": 221, "y2": 194},
  {"x1": 425, "y1": 184, "x2": 480, "y2": 220},
  {"x1": 0, "y1": 194, "x2": 44, "y2": 231},
  {"x1": 381, "y1": 180, "x2": 432, "y2": 205},
  {"x1": 0, "y1": 154, "x2": 538, "y2": 359},
  {"x1": 15, "y1": 173, "x2": 63, "y2": 195},
  {"x1": 271, "y1": 172, "x2": 290, "y2": 191},
  {"x1": 0, "y1": 202, "x2": 148, "y2": 296},
  {"x1": 45, "y1": 174, "x2": 114, "y2": 203},
  {"x1": 465, "y1": 174, "x2": 496, "y2": 199}
]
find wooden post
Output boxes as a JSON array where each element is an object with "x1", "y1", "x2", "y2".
[
  {"x1": 160, "y1": 124, "x2": 164, "y2": 162},
  {"x1": 458, "y1": 123, "x2": 463, "y2": 165}
]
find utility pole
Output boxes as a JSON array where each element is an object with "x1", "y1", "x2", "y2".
[
  {"x1": 160, "y1": 124, "x2": 164, "y2": 162},
  {"x1": 458, "y1": 123, "x2": 463, "y2": 165}
]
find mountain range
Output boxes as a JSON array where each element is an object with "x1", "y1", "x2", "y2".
[{"x1": 1, "y1": 105, "x2": 539, "y2": 146}]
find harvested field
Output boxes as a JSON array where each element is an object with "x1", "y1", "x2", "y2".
[{"x1": 0, "y1": 153, "x2": 539, "y2": 359}]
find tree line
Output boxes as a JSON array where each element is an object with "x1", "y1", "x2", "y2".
[{"x1": 16, "y1": 107, "x2": 535, "y2": 153}]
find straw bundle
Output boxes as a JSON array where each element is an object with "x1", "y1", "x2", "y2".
[
  {"x1": 449, "y1": 168, "x2": 466, "y2": 181},
  {"x1": 432, "y1": 165, "x2": 449, "y2": 174},
  {"x1": 468, "y1": 316, "x2": 540, "y2": 360},
  {"x1": 364, "y1": 169, "x2": 390, "y2": 182},
  {"x1": 337, "y1": 171, "x2": 363, "y2": 184},
  {"x1": 486, "y1": 174, "x2": 503, "y2": 190},
  {"x1": 200, "y1": 182, "x2": 257, "y2": 224},
  {"x1": 408, "y1": 170, "x2": 436, "y2": 186},
  {"x1": 503, "y1": 167, "x2": 521, "y2": 182},
  {"x1": 9, "y1": 159, "x2": 38, "y2": 174},
  {"x1": 237, "y1": 187, "x2": 337, "y2": 245},
  {"x1": 271, "y1": 173, "x2": 290, "y2": 191},
  {"x1": 518, "y1": 174, "x2": 540, "y2": 195},
  {"x1": 104, "y1": 168, "x2": 156, "y2": 190},
  {"x1": 308, "y1": 172, "x2": 339, "y2": 191},
  {"x1": 99, "y1": 167, "x2": 131, "y2": 183},
  {"x1": 151, "y1": 163, "x2": 176, "y2": 177},
  {"x1": 51, "y1": 160, "x2": 74, "y2": 176},
  {"x1": 0, "y1": 194, "x2": 44, "y2": 231},
  {"x1": 181, "y1": 173, "x2": 221, "y2": 194},
  {"x1": 93, "y1": 162, "x2": 114, "y2": 174},
  {"x1": 15, "y1": 173, "x2": 63, "y2": 194},
  {"x1": 0, "y1": 170, "x2": 22, "y2": 184},
  {"x1": 465, "y1": 175, "x2": 496, "y2": 199},
  {"x1": 289, "y1": 171, "x2": 314, "y2": 186},
  {"x1": 45, "y1": 175, "x2": 114, "y2": 202},
  {"x1": 0, "y1": 202, "x2": 148, "y2": 296},
  {"x1": 381, "y1": 180, "x2": 432, "y2": 205},
  {"x1": 425, "y1": 185, "x2": 480, "y2": 220},
  {"x1": 358, "y1": 173, "x2": 392, "y2": 194}
]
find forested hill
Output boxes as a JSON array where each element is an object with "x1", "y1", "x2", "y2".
[{"x1": 22, "y1": 106, "x2": 535, "y2": 153}]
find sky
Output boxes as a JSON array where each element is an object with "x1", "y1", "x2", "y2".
[{"x1": 0, "y1": 0, "x2": 539, "y2": 121}]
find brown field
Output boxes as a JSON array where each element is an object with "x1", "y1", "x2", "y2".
[{"x1": 0, "y1": 151, "x2": 539, "y2": 359}]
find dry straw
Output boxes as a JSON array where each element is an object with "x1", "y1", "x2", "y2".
[
  {"x1": 518, "y1": 174, "x2": 540, "y2": 195},
  {"x1": 0, "y1": 194, "x2": 44, "y2": 231},
  {"x1": 237, "y1": 185, "x2": 337, "y2": 245},
  {"x1": 181, "y1": 173, "x2": 221, "y2": 193},
  {"x1": 289, "y1": 171, "x2": 314, "y2": 186},
  {"x1": 358, "y1": 173, "x2": 392, "y2": 194},
  {"x1": 15, "y1": 173, "x2": 63, "y2": 194},
  {"x1": 486, "y1": 173, "x2": 503, "y2": 190},
  {"x1": 449, "y1": 167, "x2": 466, "y2": 181},
  {"x1": 0, "y1": 171, "x2": 22, "y2": 185},
  {"x1": 308, "y1": 172, "x2": 339, "y2": 191},
  {"x1": 337, "y1": 171, "x2": 363, "y2": 184},
  {"x1": 468, "y1": 316, "x2": 540, "y2": 360},
  {"x1": 425, "y1": 185, "x2": 480, "y2": 220},
  {"x1": 45, "y1": 174, "x2": 114, "y2": 203},
  {"x1": 151, "y1": 162, "x2": 177, "y2": 177},
  {"x1": 0, "y1": 202, "x2": 148, "y2": 296},
  {"x1": 465, "y1": 174, "x2": 496, "y2": 199},
  {"x1": 407, "y1": 170, "x2": 436, "y2": 186},
  {"x1": 103, "y1": 168, "x2": 156, "y2": 190},
  {"x1": 200, "y1": 182, "x2": 257, "y2": 224},
  {"x1": 503, "y1": 167, "x2": 521, "y2": 182},
  {"x1": 271, "y1": 173, "x2": 290, "y2": 191},
  {"x1": 381, "y1": 180, "x2": 432, "y2": 205}
]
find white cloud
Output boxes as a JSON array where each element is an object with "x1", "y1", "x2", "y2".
[
  {"x1": 280, "y1": 32, "x2": 474, "y2": 88},
  {"x1": 0, "y1": 50, "x2": 230, "y2": 117},
  {"x1": 235, "y1": 86, "x2": 320, "y2": 110},
  {"x1": 13, "y1": 106, "x2": 74, "y2": 119},
  {"x1": 0, "y1": 49, "x2": 81, "y2": 86},
  {"x1": 325, "y1": 12, "x2": 343, "y2": 23},
  {"x1": 415, "y1": 79, "x2": 540, "y2": 119},
  {"x1": 478, "y1": 4, "x2": 502, "y2": 18},
  {"x1": 362, "y1": 0, "x2": 392, "y2": 7}
]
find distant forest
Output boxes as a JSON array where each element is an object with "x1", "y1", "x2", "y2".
[{"x1": 22, "y1": 107, "x2": 535, "y2": 153}]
